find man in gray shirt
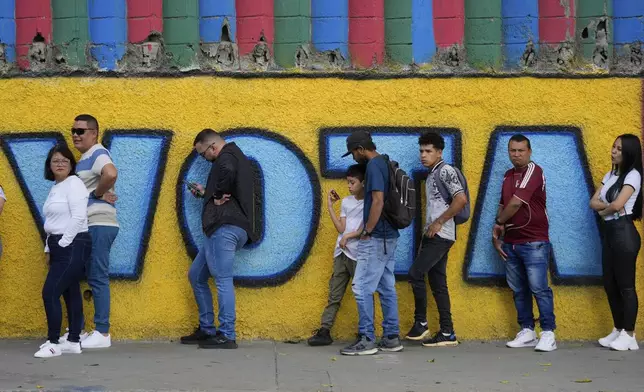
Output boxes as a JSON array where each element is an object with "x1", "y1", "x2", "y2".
[{"x1": 405, "y1": 131, "x2": 467, "y2": 347}]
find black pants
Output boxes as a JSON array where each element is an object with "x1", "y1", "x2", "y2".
[
  {"x1": 42, "y1": 233, "x2": 92, "y2": 343},
  {"x1": 602, "y1": 216, "x2": 640, "y2": 331},
  {"x1": 408, "y1": 235, "x2": 454, "y2": 333}
]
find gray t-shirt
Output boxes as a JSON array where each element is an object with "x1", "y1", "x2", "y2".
[{"x1": 425, "y1": 162, "x2": 464, "y2": 241}]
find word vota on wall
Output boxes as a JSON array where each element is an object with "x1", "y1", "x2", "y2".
[{"x1": 0, "y1": 126, "x2": 601, "y2": 287}]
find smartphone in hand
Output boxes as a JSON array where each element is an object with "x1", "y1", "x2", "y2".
[{"x1": 184, "y1": 181, "x2": 204, "y2": 198}]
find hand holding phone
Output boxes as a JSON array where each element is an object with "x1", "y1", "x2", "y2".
[
  {"x1": 328, "y1": 189, "x2": 340, "y2": 205},
  {"x1": 184, "y1": 181, "x2": 204, "y2": 198}
]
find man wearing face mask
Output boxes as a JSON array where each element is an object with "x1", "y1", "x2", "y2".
[{"x1": 181, "y1": 129, "x2": 258, "y2": 349}]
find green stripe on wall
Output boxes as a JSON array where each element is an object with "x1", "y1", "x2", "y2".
[
  {"x1": 465, "y1": 0, "x2": 502, "y2": 69},
  {"x1": 576, "y1": 0, "x2": 612, "y2": 62},
  {"x1": 385, "y1": 0, "x2": 412, "y2": 64},
  {"x1": 163, "y1": 0, "x2": 200, "y2": 68},
  {"x1": 274, "y1": 0, "x2": 311, "y2": 68},
  {"x1": 52, "y1": 0, "x2": 89, "y2": 67}
]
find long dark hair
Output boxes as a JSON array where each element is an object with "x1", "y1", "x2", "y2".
[{"x1": 606, "y1": 134, "x2": 643, "y2": 220}]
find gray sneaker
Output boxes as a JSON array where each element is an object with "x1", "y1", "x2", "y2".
[
  {"x1": 378, "y1": 335, "x2": 404, "y2": 352},
  {"x1": 340, "y1": 335, "x2": 378, "y2": 356}
]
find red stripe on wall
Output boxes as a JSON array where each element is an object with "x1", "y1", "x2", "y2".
[
  {"x1": 128, "y1": 0, "x2": 163, "y2": 43},
  {"x1": 15, "y1": 0, "x2": 52, "y2": 70},
  {"x1": 538, "y1": 0, "x2": 575, "y2": 45},
  {"x1": 236, "y1": 0, "x2": 274, "y2": 56},
  {"x1": 433, "y1": 0, "x2": 464, "y2": 47},
  {"x1": 349, "y1": 0, "x2": 384, "y2": 68}
]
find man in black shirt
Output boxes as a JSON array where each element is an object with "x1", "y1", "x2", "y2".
[{"x1": 181, "y1": 129, "x2": 258, "y2": 349}]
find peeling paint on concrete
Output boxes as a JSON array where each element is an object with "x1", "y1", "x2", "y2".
[{"x1": 560, "y1": 0, "x2": 572, "y2": 18}]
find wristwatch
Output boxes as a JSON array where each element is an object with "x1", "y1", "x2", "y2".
[
  {"x1": 495, "y1": 218, "x2": 504, "y2": 226},
  {"x1": 361, "y1": 229, "x2": 372, "y2": 237},
  {"x1": 90, "y1": 190, "x2": 102, "y2": 200}
]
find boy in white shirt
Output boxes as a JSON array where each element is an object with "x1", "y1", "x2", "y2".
[{"x1": 308, "y1": 164, "x2": 365, "y2": 346}]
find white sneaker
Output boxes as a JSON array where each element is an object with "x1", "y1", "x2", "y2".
[
  {"x1": 535, "y1": 331, "x2": 557, "y2": 352},
  {"x1": 60, "y1": 328, "x2": 89, "y2": 344},
  {"x1": 81, "y1": 330, "x2": 111, "y2": 349},
  {"x1": 59, "y1": 340, "x2": 82, "y2": 354},
  {"x1": 609, "y1": 331, "x2": 639, "y2": 351},
  {"x1": 598, "y1": 328, "x2": 621, "y2": 348},
  {"x1": 34, "y1": 341, "x2": 62, "y2": 358},
  {"x1": 506, "y1": 328, "x2": 538, "y2": 348}
]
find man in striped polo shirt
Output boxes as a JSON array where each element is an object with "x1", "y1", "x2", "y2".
[
  {"x1": 72, "y1": 114, "x2": 119, "y2": 349},
  {"x1": 492, "y1": 134, "x2": 557, "y2": 353}
]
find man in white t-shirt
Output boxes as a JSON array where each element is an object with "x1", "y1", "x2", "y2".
[
  {"x1": 308, "y1": 164, "x2": 365, "y2": 346},
  {"x1": 68, "y1": 114, "x2": 119, "y2": 349}
]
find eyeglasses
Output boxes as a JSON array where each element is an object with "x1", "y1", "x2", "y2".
[
  {"x1": 199, "y1": 142, "x2": 217, "y2": 158},
  {"x1": 51, "y1": 159, "x2": 70, "y2": 166},
  {"x1": 71, "y1": 128, "x2": 93, "y2": 136}
]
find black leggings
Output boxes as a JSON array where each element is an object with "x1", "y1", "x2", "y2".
[
  {"x1": 43, "y1": 233, "x2": 92, "y2": 343},
  {"x1": 602, "y1": 216, "x2": 640, "y2": 331}
]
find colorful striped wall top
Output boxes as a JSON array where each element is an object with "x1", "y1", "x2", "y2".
[{"x1": 0, "y1": 0, "x2": 641, "y2": 72}]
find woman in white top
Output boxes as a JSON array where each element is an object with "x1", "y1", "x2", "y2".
[
  {"x1": 590, "y1": 134, "x2": 642, "y2": 352},
  {"x1": 34, "y1": 145, "x2": 91, "y2": 358}
]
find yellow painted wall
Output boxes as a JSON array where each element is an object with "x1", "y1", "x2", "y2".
[{"x1": 0, "y1": 77, "x2": 641, "y2": 341}]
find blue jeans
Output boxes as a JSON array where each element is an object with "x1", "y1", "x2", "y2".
[
  {"x1": 502, "y1": 241, "x2": 556, "y2": 331},
  {"x1": 86, "y1": 225, "x2": 119, "y2": 334},
  {"x1": 352, "y1": 237, "x2": 400, "y2": 341},
  {"x1": 188, "y1": 225, "x2": 248, "y2": 340}
]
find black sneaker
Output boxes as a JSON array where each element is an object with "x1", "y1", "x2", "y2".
[
  {"x1": 405, "y1": 321, "x2": 429, "y2": 341},
  {"x1": 198, "y1": 332, "x2": 238, "y2": 349},
  {"x1": 180, "y1": 327, "x2": 210, "y2": 345},
  {"x1": 422, "y1": 331, "x2": 459, "y2": 347},
  {"x1": 308, "y1": 328, "x2": 333, "y2": 346}
]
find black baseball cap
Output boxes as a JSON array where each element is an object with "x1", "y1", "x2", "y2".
[{"x1": 342, "y1": 130, "x2": 374, "y2": 157}]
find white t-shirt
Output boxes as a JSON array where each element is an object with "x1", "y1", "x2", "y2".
[
  {"x1": 43, "y1": 176, "x2": 89, "y2": 251},
  {"x1": 600, "y1": 169, "x2": 642, "y2": 221},
  {"x1": 333, "y1": 195, "x2": 364, "y2": 261},
  {"x1": 425, "y1": 162, "x2": 464, "y2": 241}
]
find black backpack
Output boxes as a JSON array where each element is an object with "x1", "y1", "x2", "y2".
[{"x1": 381, "y1": 155, "x2": 416, "y2": 229}]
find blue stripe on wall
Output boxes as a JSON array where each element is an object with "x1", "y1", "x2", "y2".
[
  {"x1": 613, "y1": 0, "x2": 644, "y2": 45},
  {"x1": 200, "y1": 0, "x2": 236, "y2": 43},
  {"x1": 88, "y1": 0, "x2": 127, "y2": 70},
  {"x1": 0, "y1": 0, "x2": 15, "y2": 63},
  {"x1": 412, "y1": 0, "x2": 436, "y2": 63},
  {"x1": 502, "y1": 0, "x2": 538, "y2": 68},
  {"x1": 102, "y1": 131, "x2": 173, "y2": 279},
  {"x1": 312, "y1": 0, "x2": 349, "y2": 58}
]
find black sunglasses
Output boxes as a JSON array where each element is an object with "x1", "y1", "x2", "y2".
[{"x1": 71, "y1": 127, "x2": 92, "y2": 136}]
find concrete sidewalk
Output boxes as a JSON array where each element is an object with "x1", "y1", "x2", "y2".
[{"x1": 0, "y1": 339, "x2": 642, "y2": 392}]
